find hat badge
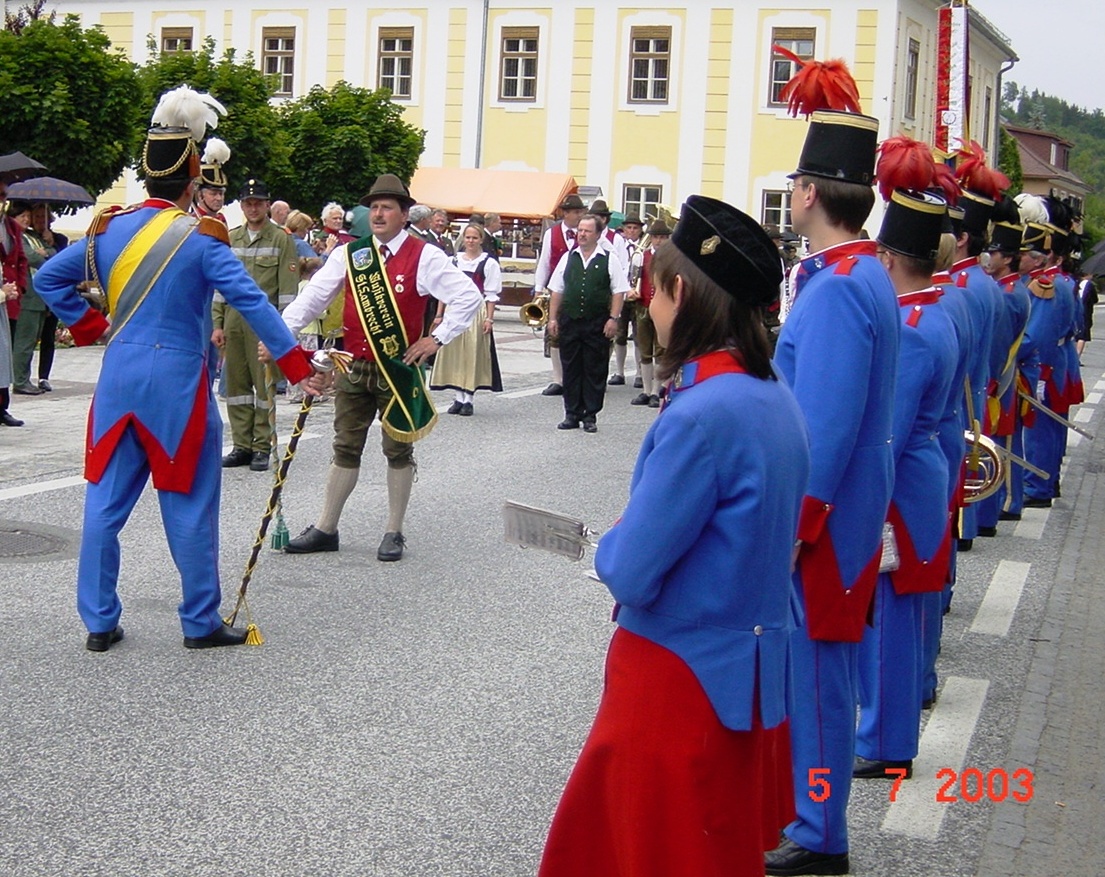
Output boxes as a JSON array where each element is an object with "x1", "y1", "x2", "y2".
[{"x1": 700, "y1": 235, "x2": 720, "y2": 255}]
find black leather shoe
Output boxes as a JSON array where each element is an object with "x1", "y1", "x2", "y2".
[
  {"x1": 631, "y1": 392, "x2": 651, "y2": 405},
  {"x1": 922, "y1": 693, "x2": 937, "y2": 710},
  {"x1": 648, "y1": 394, "x2": 660, "y2": 408},
  {"x1": 86, "y1": 626, "x2": 124, "y2": 652},
  {"x1": 459, "y1": 402, "x2": 473, "y2": 416},
  {"x1": 557, "y1": 417, "x2": 580, "y2": 430},
  {"x1": 607, "y1": 373, "x2": 625, "y2": 385},
  {"x1": 377, "y1": 531, "x2": 405, "y2": 561},
  {"x1": 541, "y1": 382, "x2": 563, "y2": 396},
  {"x1": 1024, "y1": 496, "x2": 1052, "y2": 508},
  {"x1": 957, "y1": 538, "x2": 973, "y2": 552},
  {"x1": 765, "y1": 837, "x2": 849, "y2": 876},
  {"x1": 582, "y1": 419, "x2": 597, "y2": 433},
  {"x1": 183, "y1": 622, "x2": 248, "y2": 649},
  {"x1": 633, "y1": 375, "x2": 644, "y2": 388},
  {"x1": 13, "y1": 382, "x2": 42, "y2": 395},
  {"x1": 854, "y1": 756, "x2": 913, "y2": 779},
  {"x1": 0, "y1": 411, "x2": 24, "y2": 427},
  {"x1": 38, "y1": 379, "x2": 53, "y2": 392},
  {"x1": 285, "y1": 526, "x2": 339, "y2": 554},
  {"x1": 999, "y1": 511, "x2": 1022, "y2": 521},
  {"x1": 250, "y1": 451, "x2": 270, "y2": 471},
  {"x1": 978, "y1": 525, "x2": 997, "y2": 537},
  {"x1": 222, "y1": 447, "x2": 253, "y2": 467},
  {"x1": 447, "y1": 400, "x2": 463, "y2": 414}
]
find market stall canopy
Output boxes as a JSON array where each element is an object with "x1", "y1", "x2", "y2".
[{"x1": 409, "y1": 167, "x2": 578, "y2": 221}]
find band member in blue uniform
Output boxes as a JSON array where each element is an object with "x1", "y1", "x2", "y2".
[
  {"x1": 855, "y1": 150, "x2": 958, "y2": 779},
  {"x1": 33, "y1": 88, "x2": 319, "y2": 651},
  {"x1": 539, "y1": 195, "x2": 809, "y2": 877},
  {"x1": 767, "y1": 55, "x2": 899, "y2": 877}
]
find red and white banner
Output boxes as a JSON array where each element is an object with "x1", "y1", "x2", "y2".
[{"x1": 936, "y1": 1, "x2": 970, "y2": 154}]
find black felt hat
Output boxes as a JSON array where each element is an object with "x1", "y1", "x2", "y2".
[
  {"x1": 359, "y1": 173, "x2": 415, "y2": 210},
  {"x1": 589, "y1": 199, "x2": 612, "y2": 217},
  {"x1": 959, "y1": 189, "x2": 995, "y2": 236},
  {"x1": 670, "y1": 195, "x2": 782, "y2": 306},
  {"x1": 791, "y1": 110, "x2": 880, "y2": 186},
  {"x1": 987, "y1": 222, "x2": 1024, "y2": 255},
  {"x1": 646, "y1": 219, "x2": 673, "y2": 236},
  {"x1": 622, "y1": 214, "x2": 643, "y2": 227},
  {"x1": 238, "y1": 178, "x2": 271, "y2": 201},
  {"x1": 877, "y1": 190, "x2": 946, "y2": 261},
  {"x1": 559, "y1": 193, "x2": 585, "y2": 211}
]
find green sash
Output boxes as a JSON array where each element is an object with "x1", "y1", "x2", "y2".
[{"x1": 345, "y1": 236, "x2": 438, "y2": 442}]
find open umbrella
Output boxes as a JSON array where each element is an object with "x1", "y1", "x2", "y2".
[
  {"x1": 1081, "y1": 248, "x2": 1105, "y2": 277},
  {"x1": 0, "y1": 151, "x2": 47, "y2": 184},
  {"x1": 6, "y1": 176, "x2": 94, "y2": 206}
]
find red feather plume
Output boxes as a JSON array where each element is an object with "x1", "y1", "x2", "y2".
[
  {"x1": 954, "y1": 139, "x2": 1010, "y2": 199},
  {"x1": 932, "y1": 163, "x2": 960, "y2": 206},
  {"x1": 875, "y1": 136, "x2": 936, "y2": 202},
  {"x1": 774, "y1": 46, "x2": 863, "y2": 118}
]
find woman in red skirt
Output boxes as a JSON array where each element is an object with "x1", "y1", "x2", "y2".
[{"x1": 538, "y1": 196, "x2": 810, "y2": 877}]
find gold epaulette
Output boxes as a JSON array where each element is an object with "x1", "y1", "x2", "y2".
[
  {"x1": 1028, "y1": 276, "x2": 1054, "y2": 300},
  {"x1": 197, "y1": 216, "x2": 230, "y2": 245},
  {"x1": 86, "y1": 205, "x2": 132, "y2": 237}
]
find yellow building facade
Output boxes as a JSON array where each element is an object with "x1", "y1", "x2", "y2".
[{"x1": 54, "y1": 1, "x2": 1016, "y2": 231}]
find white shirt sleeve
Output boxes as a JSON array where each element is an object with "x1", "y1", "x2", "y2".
[
  {"x1": 533, "y1": 226, "x2": 555, "y2": 292},
  {"x1": 282, "y1": 243, "x2": 348, "y2": 334},
  {"x1": 547, "y1": 251, "x2": 572, "y2": 295},
  {"x1": 417, "y1": 243, "x2": 484, "y2": 345},
  {"x1": 481, "y1": 256, "x2": 503, "y2": 302}
]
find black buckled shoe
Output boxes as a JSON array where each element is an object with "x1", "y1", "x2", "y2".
[
  {"x1": 582, "y1": 419, "x2": 598, "y2": 433},
  {"x1": 557, "y1": 417, "x2": 580, "y2": 430},
  {"x1": 284, "y1": 526, "x2": 339, "y2": 554},
  {"x1": 222, "y1": 447, "x2": 253, "y2": 467},
  {"x1": 377, "y1": 531, "x2": 405, "y2": 562},
  {"x1": 250, "y1": 451, "x2": 271, "y2": 471},
  {"x1": 447, "y1": 400, "x2": 463, "y2": 414},
  {"x1": 957, "y1": 538, "x2": 973, "y2": 552},
  {"x1": 607, "y1": 373, "x2": 625, "y2": 385},
  {"x1": 13, "y1": 382, "x2": 42, "y2": 395},
  {"x1": 541, "y1": 382, "x2": 564, "y2": 396},
  {"x1": 86, "y1": 626, "x2": 124, "y2": 652},
  {"x1": 633, "y1": 375, "x2": 644, "y2": 388},
  {"x1": 978, "y1": 525, "x2": 997, "y2": 537},
  {"x1": 765, "y1": 837, "x2": 850, "y2": 876},
  {"x1": 459, "y1": 402, "x2": 473, "y2": 416},
  {"x1": 999, "y1": 510, "x2": 1022, "y2": 521},
  {"x1": 38, "y1": 379, "x2": 53, "y2": 392},
  {"x1": 0, "y1": 411, "x2": 24, "y2": 427},
  {"x1": 853, "y1": 756, "x2": 913, "y2": 779},
  {"x1": 183, "y1": 622, "x2": 248, "y2": 649},
  {"x1": 1024, "y1": 496, "x2": 1052, "y2": 508},
  {"x1": 648, "y1": 395, "x2": 660, "y2": 408},
  {"x1": 630, "y1": 392, "x2": 651, "y2": 405}
]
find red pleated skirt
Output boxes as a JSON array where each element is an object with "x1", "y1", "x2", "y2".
[{"x1": 538, "y1": 627, "x2": 794, "y2": 877}]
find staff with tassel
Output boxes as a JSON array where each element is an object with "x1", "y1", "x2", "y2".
[{"x1": 225, "y1": 348, "x2": 352, "y2": 643}]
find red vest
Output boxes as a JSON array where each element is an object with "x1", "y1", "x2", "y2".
[
  {"x1": 639, "y1": 247, "x2": 657, "y2": 307},
  {"x1": 547, "y1": 223, "x2": 575, "y2": 276},
  {"x1": 343, "y1": 234, "x2": 428, "y2": 361}
]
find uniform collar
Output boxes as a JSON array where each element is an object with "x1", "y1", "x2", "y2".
[
  {"x1": 897, "y1": 286, "x2": 942, "y2": 307},
  {"x1": 797, "y1": 239, "x2": 876, "y2": 277},
  {"x1": 951, "y1": 256, "x2": 979, "y2": 273},
  {"x1": 671, "y1": 350, "x2": 748, "y2": 394}
]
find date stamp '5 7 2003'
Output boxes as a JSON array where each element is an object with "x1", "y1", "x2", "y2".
[{"x1": 808, "y1": 767, "x2": 1035, "y2": 803}]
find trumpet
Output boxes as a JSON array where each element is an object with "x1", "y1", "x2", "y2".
[
  {"x1": 962, "y1": 430, "x2": 1005, "y2": 503},
  {"x1": 519, "y1": 294, "x2": 550, "y2": 328}
]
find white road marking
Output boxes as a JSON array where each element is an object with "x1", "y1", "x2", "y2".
[
  {"x1": 1074, "y1": 407, "x2": 1093, "y2": 423},
  {"x1": 1069, "y1": 432, "x2": 1084, "y2": 449},
  {"x1": 501, "y1": 386, "x2": 549, "y2": 399},
  {"x1": 1094, "y1": 379, "x2": 1105, "y2": 393},
  {"x1": 1014, "y1": 508, "x2": 1048, "y2": 541},
  {"x1": 1083, "y1": 392, "x2": 1102, "y2": 405},
  {"x1": 970, "y1": 560, "x2": 1032, "y2": 637},
  {"x1": 882, "y1": 676, "x2": 990, "y2": 840}
]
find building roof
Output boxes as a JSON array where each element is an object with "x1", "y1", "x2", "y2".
[
  {"x1": 410, "y1": 167, "x2": 578, "y2": 221},
  {"x1": 1005, "y1": 127, "x2": 1089, "y2": 194}
]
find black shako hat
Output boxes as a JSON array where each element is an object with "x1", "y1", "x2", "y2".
[
  {"x1": 1022, "y1": 222, "x2": 1051, "y2": 253},
  {"x1": 670, "y1": 195, "x2": 782, "y2": 307},
  {"x1": 877, "y1": 190, "x2": 946, "y2": 261},
  {"x1": 946, "y1": 204, "x2": 965, "y2": 238},
  {"x1": 791, "y1": 109, "x2": 880, "y2": 186},
  {"x1": 359, "y1": 173, "x2": 415, "y2": 210},
  {"x1": 143, "y1": 127, "x2": 199, "y2": 183},
  {"x1": 238, "y1": 178, "x2": 271, "y2": 201},
  {"x1": 959, "y1": 189, "x2": 995, "y2": 236},
  {"x1": 987, "y1": 222, "x2": 1025, "y2": 255}
]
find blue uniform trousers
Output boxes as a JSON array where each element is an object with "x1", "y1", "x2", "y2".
[
  {"x1": 1024, "y1": 416, "x2": 1063, "y2": 500},
  {"x1": 857, "y1": 574, "x2": 922, "y2": 761},
  {"x1": 786, "y1": 610, "x2": 858, "y2": 855},
  {"x1": 920, "y1": 590, "x2": 942, "y2": 703},
  {"x1": 77, "y1": 406, "x2": 226, "y2": 638}
]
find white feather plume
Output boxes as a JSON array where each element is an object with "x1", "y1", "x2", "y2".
[
  {"x1": 151, "y1": 86, "x2": 226, "y2": 141},
  {"x1": 201, "y1": 137, "x2": 231, "y2": 165},
  {"x1": 1015, "y1": 193, "x2": 1049, "y2": 225}
]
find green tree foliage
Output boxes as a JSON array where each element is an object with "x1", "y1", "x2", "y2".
[
  {"x1": 137, "y1": 36, "x2": 285, "y2": 200},
  {"x1": 269, "y1": 81, "x2": 425, "y2": 215},
  {"x1": 998, "y1": 127, "x2": 1023, "y2": 197},
  {"x1": 0, "y1": 15, "x2": 144, "y2": 199}
]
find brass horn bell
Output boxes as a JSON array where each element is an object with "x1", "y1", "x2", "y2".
[
  {"x1": 519, "y1": 294, "x2": 549, "y2": 329},
  {"x1": 962, "y1": 430, "x2": 1005, "y2": 503}
]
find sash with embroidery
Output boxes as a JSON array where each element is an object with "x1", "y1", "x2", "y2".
[
  {"x1": 104, "y1": 209, "x2": 197, "y2": 343},
  {"x1": 345, "y1": 236, "x2": 438, "y2": 441}
]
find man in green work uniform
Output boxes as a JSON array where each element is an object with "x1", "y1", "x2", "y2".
[{"x1": 214, "y1": 179, "x2": 300, "y2": 471}]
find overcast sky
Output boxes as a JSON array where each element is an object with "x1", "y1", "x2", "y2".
[{"x1": 969, "y1": 0, "x2": 1105, "y2": 113}]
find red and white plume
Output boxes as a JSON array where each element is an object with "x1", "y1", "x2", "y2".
[
  {"x1": 954, "y1": 140, "x2": 1010, "y2": 200},
  {"x1": 774, "y1": 46, "x2": 863, "y2": 118},
  {"x1": 875, "y1": 136, "x2": 936, "y2": 202},
  {"x1": 151, "y1": 85, "x2": 226, "y2": 141}
]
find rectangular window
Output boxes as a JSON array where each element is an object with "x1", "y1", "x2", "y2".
[
  {"x1": 623, "y1": 184, "x2": 663, "y2": 223},
  {"x1": 905, "y1": 38, "x2": 920, "y2": 120},
  {"x1": 770, "y1": 27, "x2": 815, "y2": 104},
  {"x1": 761, "y1": 190, "x2": 793, "y2": 234},
  {"x1": 982, "y1": 85, "x2": 993, "y2": 150},
  {"x1": 262, "y1": 27, "x2": 296, "y2": 97},
  {"x1": 161, "y1": 27, "x2": 193, "y2": 54},
  {"x1": 378, "y1": 27, "x2": 414, "y2": 99},
  {"x1": 628, "y1": 26, "x2": 671, "y2": 104},
  {"x1": 500, "y1": 27, "x2": 539, "y2": 102}
]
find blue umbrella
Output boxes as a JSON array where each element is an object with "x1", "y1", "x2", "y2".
[
  {"x1": 6, "y1": 175, "x2": 94, "y2": 205},
  {"x1": 0, "y1": 151, "x2": 47, "y2": 184}
]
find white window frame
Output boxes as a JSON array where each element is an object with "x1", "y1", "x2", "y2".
[
  {"x1": 623, "y1": 184, "x2": 663, "y2": 223},
  {"x1": 378, "y1": 26, "x2": 414, "y2": 101},
  {"x1": 628, "y1": 26, "x2": 671, "y2": 105},
  {"x1": 262, "y1": 26, "x2": 296, "y2": 98}
]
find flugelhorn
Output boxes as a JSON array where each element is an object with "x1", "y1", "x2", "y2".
[
  {"x1": 519, "y1": 294, "x2": 549, "y2": 328},
  {"x1": 962, "y1": 430, "x2": 1005, "y2": 503}
]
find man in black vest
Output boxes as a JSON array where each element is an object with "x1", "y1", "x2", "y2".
[{"x1": 546, "y1": 214, "x2": 629, "y2": 433}]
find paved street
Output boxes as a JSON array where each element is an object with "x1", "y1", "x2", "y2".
[{"x1": 2, "y1": 310, "x2": 1103, "y2": 876}]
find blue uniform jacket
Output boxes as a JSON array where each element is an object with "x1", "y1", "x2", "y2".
[
  {"x1": 992, "y1": 273, "x2": 1033, "y2": 434},
  {"x1": 34, "y1": 201, "x2": 311, "y2": 493},
  {"x1": 950, "y1": 259, "x2": 1002, "y2": 431},
  {"x1": 773, "y1": 241, "x2": 900, "y2": 642},
  {"x1": 595, "y1": 351, "x2": 810, "y2": 731},
  {"x1": 932, "y1": 277, "x2": 974, "y2": 506},
  {"x1": 1022, "y1": 268, "x2": 1068, "y2": 414}
]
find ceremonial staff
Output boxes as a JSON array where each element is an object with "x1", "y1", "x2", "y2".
[{"x1": 225, "y1": 349, "x2": 352, "y2": 643}]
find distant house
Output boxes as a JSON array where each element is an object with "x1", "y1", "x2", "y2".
[{"x1": 1004, "y1": 123, "x2": 1090, "y2": 227}]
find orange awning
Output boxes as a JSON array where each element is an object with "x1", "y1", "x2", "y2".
[{"x1": 409, "y1": 167, "x2": 577, "y2": 222}]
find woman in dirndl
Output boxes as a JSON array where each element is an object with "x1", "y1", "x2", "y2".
[
  {"x1": 429, "y1": 223, "x2": 502, "y2": 415},
  {"x1": 537, "y1": 195, "x2": 810, "y2": 877}
]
